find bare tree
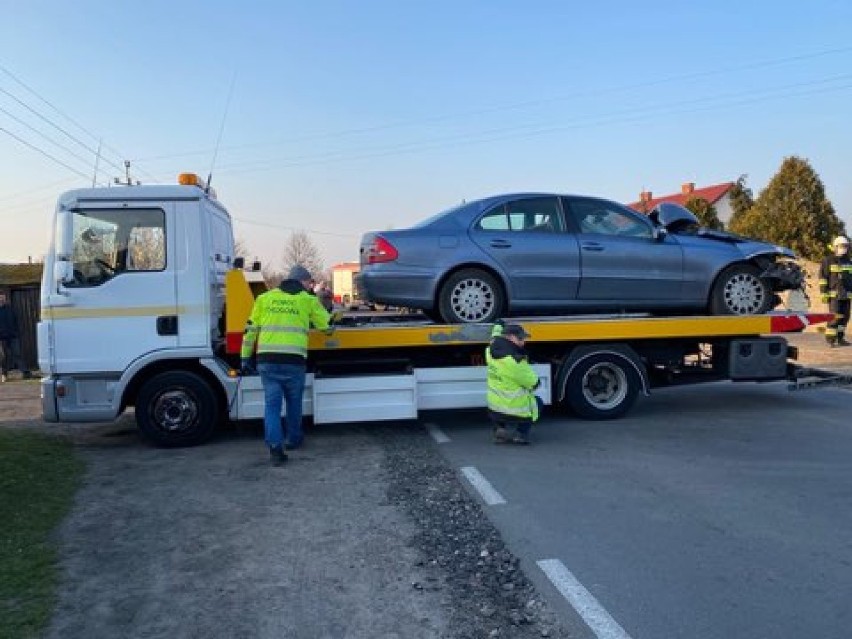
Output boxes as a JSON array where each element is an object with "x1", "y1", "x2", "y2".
[
  {"x1": 281, "y1": 230, "x2": 324, "y2": 279},
  {"x1": 261, "y1": 264, "x2": 284, "y2": 288},
  {"x1": 127, "y1": 227, "x2": 166, "y2": 270},
  {"x1": 233, "y1": 236, "x2": 251, "y2": 262}
]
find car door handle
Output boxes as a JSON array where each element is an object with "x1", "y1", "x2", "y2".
[
  {"x1": 581, "y1": 242, "x2": 604, "y2": 252},
  {"x1": 489, "y1": 239, "x2": 512, "y2": 248}
]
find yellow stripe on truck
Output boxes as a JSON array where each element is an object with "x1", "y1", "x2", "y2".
[{"x1": 42, "y1": 305, "x2": 184, "y2": 320}]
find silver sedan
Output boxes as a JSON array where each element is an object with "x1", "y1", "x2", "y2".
[{"x1": 358, "y1": 193, "x2": 803, "y2": 324}]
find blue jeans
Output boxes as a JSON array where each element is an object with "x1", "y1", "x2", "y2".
[{"x1": 257, "y1": 362, "x2": 306, "y2": 449}]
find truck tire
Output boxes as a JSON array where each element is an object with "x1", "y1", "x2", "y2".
[
  {"x1": 709, "y1": 264, "x2": 772, "y2": 315},
  {"x1": 564, "y1": 353, "x2": 641, "y2": 420},
  {"x1": 135, "y1": 371, "x2": 219, "y2": 447},
  {"x1": 438, "y1": 268, "x2": 504, "y2": 324}
]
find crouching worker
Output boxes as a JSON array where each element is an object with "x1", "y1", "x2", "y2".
[{"x1": 486, "y1": 322, "x2": 542, "y2": 445}]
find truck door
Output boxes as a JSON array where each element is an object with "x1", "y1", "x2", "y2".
[{"x1": 48, "y1": 203, "x2": 178, "y2": 374}]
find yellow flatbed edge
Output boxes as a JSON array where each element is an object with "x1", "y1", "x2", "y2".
[{"x1": 307, "y1": 313, "x2": 830, "y2": 351}]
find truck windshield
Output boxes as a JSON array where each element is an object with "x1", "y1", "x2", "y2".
[{"x1": 66, "y1": 208, "x2": 166, "y2": 287}]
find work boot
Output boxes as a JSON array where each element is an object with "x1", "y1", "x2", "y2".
[
  {"x1": 511, "y1": 433, "x2": 530, "y2": 445},
  {"x1": 269, "y1": 446, "x2": 288, "y2": 466},
  {"x1": 493, "y1": 427, "x2": 511, "y2": 444},
  {"x1": 839, "y1": 337, "x2": 850, "y2": 347},
  {"x1": 0, "y1": 374, "x2": 6, "y2": 383}
]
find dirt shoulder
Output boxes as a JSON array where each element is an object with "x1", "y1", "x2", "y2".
[{"x1": 0, "y1": 383, "x2": 567, "y2": 639}]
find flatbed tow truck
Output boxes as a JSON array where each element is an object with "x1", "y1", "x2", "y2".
[{"x1": 38, "y1": 176, "x2": 849, "y2": 446}]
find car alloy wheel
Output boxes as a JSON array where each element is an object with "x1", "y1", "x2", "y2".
[
  {"x1": 449, "y1": 277, "x2": 495, "y2": 322},
  {"x1": 723, "y1": 272, "x2": 766, "y2": 315}
]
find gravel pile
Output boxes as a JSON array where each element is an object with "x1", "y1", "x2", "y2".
[{"x1": 376, "y1": 423, "x2": 572, "y2": 639}]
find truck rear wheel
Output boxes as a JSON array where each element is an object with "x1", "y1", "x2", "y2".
[
  {"x1": 135, "y1": 371, "x2": 219, "y2": 447},
  {"x1": 564, "y1": 353, "x2": 640, "y2": 419}
]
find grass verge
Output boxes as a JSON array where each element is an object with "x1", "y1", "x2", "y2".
[{"x1": 0, "y1": 431, "x2": 84, "y2": 639}]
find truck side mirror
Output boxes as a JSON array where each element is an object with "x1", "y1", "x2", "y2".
[{"x1": 653, "y1": 227, "x2": 668, "y2": 241}]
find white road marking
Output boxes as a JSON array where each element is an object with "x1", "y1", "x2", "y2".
[
  {"x1": 425, "y1": 422, "x2": 451, "y2": 444},
  {"x1": 460, "y1": 466, "x2": 506, "y2": 506},
  {"x1": 536, "y1": 558, "x2": 633, "y2": 639}
]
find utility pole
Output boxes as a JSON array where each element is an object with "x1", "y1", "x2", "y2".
[{"x1": 92, "y1": 139, "x2": 102, "y2": 187}]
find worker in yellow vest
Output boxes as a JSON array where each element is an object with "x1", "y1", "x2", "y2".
[
  {"x1": 241, "y1": 265, "x2": 331, "y2": 464},
  {"x1": 486, "y1": 322, "x2": 541, "y2": 444}
]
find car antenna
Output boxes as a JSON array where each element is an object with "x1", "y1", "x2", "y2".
[{"x1": 206, "y1": 69, "x2": 237, "y2": 194}]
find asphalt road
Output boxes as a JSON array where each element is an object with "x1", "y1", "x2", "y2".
[{"x1": 431, "y1": 381, "x2": 852, "y2": 639}]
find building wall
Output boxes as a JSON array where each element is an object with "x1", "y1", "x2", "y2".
[
  {"x1": 2, "y1": 286, "x2": 39, "y2": 372},
  {"x1": 715, "y1": 195, "x2": 735, "y2": 226}
]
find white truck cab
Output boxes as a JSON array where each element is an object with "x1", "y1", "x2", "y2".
[{"x1": 39, "y1": 175, "x2": 235, "y2": 442}]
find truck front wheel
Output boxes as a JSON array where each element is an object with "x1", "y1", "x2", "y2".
[
  {"x1": 135, "y1": 371, "x2": 219, "y2": 447},
  {"x1": 564, "y1": 353, "x2": 641, "y2": 420}
]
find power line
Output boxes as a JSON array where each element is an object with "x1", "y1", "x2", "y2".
[
  {"x1": 0, "y1": 104, "x2": 104, "y2": 173},
  {"x1": 232, "y1": 217, "x2": 360, "y2": 239},
  {"x1": 132, "y1": 43, "x2": 852, "y2": 163},
  {"x1": 0, "y1": 63, "x2": 105, "y2": 145},
  {"x1": 0, "y1": 62, "x2": 154, "y2": 181},
  {"x1": 0, "y1": 176, "x2": 78, "y2": 204},
  {"x1": 0, "y1": 126, "x2": 90, "y2": 179},
  {"x1": 0, "y1": 194, "x2": 58, "y2": 218},
  {"x1": 217, "y1": 73, "x2": 852, "y2": 175},
  {"x1": 0, "y1": 85, "x2": 126, "y2": 174},
  {"x1": 0, "y1": 65, "x2": 160, "y2": 183}
]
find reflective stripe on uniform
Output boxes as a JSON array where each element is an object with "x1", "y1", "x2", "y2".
[
  {"x1": 488, "y1": 386, "x2": 528, "y2": 400},
  {"x1": 258, "y1": 343, "x2": 308, "y2": 357},
  {"x1": 486, "y1": 399, "x2": 530, "y2": 417},
  {"x1": 262, "y1": 325, "x2": 309, "y2": 335}
]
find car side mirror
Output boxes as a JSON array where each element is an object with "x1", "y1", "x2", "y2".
[{"x1": 653, "y1": 227, "x2": 668, "y2": 241}]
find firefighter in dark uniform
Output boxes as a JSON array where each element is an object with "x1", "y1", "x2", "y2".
[{"x1": 819, "y1": 235, "x2": 852, "y2": 347}]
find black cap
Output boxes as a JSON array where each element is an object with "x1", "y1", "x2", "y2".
[{"x1": 503, "y1": 323, "x2": 530, "y2": 340}]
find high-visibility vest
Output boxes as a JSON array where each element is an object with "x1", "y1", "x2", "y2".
[
  {"x1": 486, "y1": 341, "x2": 540, "y2": 421},
  {"x1": 240, "y1": 288, "x2": 330, "y2": 360}
]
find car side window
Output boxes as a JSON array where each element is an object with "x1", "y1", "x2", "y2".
[
  {"x1": 476, "y1": 197, "x2": 563, "y2": 233},
  {"x1": 566, "y1": 198, "x2": 652, "y2": 239},
  {"x1": 477, "y1": 205, "x2": 510, "y2": 230}
]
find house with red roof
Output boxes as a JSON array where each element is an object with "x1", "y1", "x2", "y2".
[
  {"x1": 628, "y1": 181, "x2": 736, "y2": 225},
  {"x1": 331, "y1": 261, "x2": 361, "y2": 305}
]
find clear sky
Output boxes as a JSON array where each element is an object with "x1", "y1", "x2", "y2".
[{"x1": 1, "y1": 0, "x2": 851, "y2": 270}]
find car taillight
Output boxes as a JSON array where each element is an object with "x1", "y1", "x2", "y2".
[{"x1": 366, "y1": 236, "x2": 399, "y2": 264}]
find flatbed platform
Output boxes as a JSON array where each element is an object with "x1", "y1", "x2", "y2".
[{"x1": 306, "y1": 312, "x2": 832, "y2": 351}]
